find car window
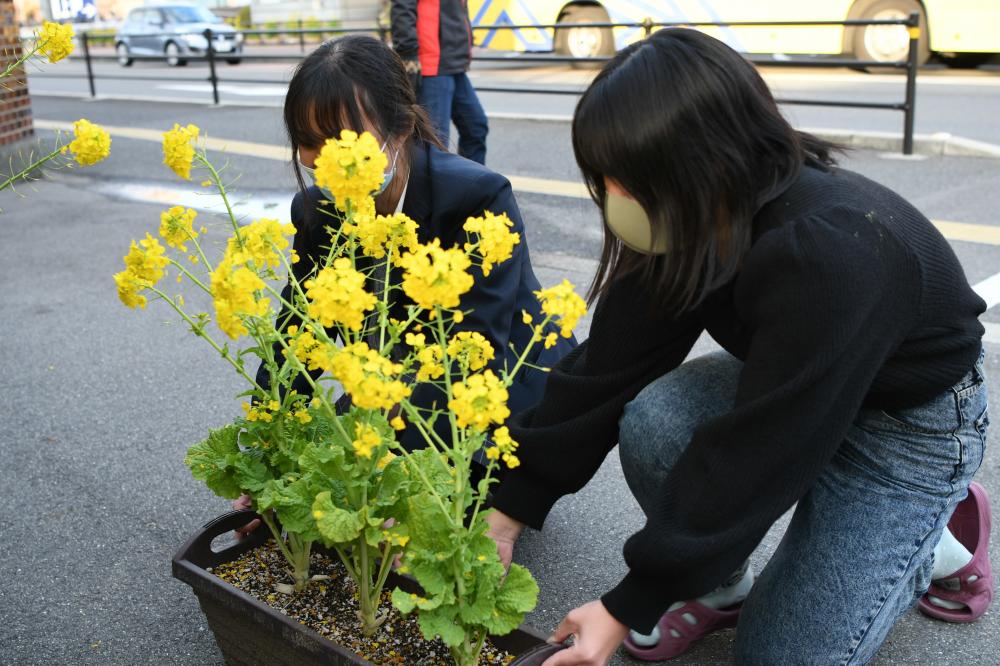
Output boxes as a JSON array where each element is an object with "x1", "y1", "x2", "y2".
[
  {"x1": 126, "y1": 9, "x2": 143, "y2": 24},
  {"x1": 161, "y1": 6, "x2": 222, "y2": 24},
  {"x1": 145, "y1": 10, "x2": 165, "y2": 26}
]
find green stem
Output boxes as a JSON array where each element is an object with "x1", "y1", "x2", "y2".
[
  {"x1": 0, "y1": 147, "x2": 60, "y2": 193},
  {"x1": 148, "y1": 286, "x2": 266, "y2": 392},
  {"x1": 198, "y1": 154, "x2": 242, "y2": 239},
  {"x1": 1, "y1": 42, "x2": 41, "y2": 80},
  {"x1": 260, "y1": 511, "x2": 298, "y2": 575}
]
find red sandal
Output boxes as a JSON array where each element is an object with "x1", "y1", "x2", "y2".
[
  {"x1": 918, "y1": 482, "x2": 994, "y2": 623},
  {"x1": 623, "y1": 600, "x2": 742, "y2": 661}
]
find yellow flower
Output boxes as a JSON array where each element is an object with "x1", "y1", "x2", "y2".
[
  {"x1": 162, "y1": 123, "x2": 200, "y2": 180},
  {"x1": 463, "y1": 211, "x2": 520, "y2": 276},
  {"x1": 313, "y1": 130, "x2": 388, "y2": 212},
  {"x1": 304, "y1": 257, "x2": 377, "y2": 331},
  {"x1": 209, "y1": 253, "x2": 270, "y2": 339},
  {"x1": 389, "y1": 417, "x2": 405, "y2": 431},
  {"x1": 377, "y1": 451, "x2": 397, "y2": 470},
  {"x1": 404, "y1": 332, "x2": 426, "y2": 348},
  {"x1": 447, "y1": 331, "x2": 494, "y2": 372},
  {"x1": 121, "y1": 233, "x2": 170, "y2": 287},
  {"x1": 295, "y1": 409, "x2": 312, "y2": 424},
  {"x1": 36, "y1": 21, "x2": 74, "y2": 63},
  {"x1": 400, "y1": 239, "x2": 474, "y2": 310},
  {"x1": 355, "y1": 212, "x2": 420, "y2": 263},
  {"x1": 415, "y1": 345, "x2": 444, "y2": 382},
  {"x1": 449, "y1": 370, "x2": 510, "y2": 431},
  {"x1": 113, "y1": 270, "x2": 147, "y2": 309},
  {"x1": 330, "y1": 342, "x2": 411, "y2": 411},
  {"x1": 544, "y1": 332, "x2": 558, "y2": 349},
  {"x1": 61, "y1": 119, "x2": 110, "y2": 166},
  {"x1": 228, "y1": 218, "x2": 295, "y2": 269},
  {"x1": 352, "y1": 422, "x2": 382, "y2": 459},
  {"x1": 158, "y1": 206, "x2": 198, "y2": 251},
  {"x1": 535, "y1": 280, "x2": 587, "y2": 338}
]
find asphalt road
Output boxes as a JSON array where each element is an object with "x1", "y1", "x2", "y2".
[
  {"x1": 1, "y1": 97, "x2": 999, "y2": 665},
  {"x1": 24, "y1": 45, "x2": 1000, "y2": 146}
]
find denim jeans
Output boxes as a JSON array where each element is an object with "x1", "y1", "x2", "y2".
[
  {"x1": 618, "y1": 349, "x2": 989, "y2": 665},
  {"x1": 418, "y1": 72, "x2": 488, "y2": 164}
]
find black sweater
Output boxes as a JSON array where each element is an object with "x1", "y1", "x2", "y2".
[{"x1": 490, "y1": 165, "x2": 986, "y2": 633}]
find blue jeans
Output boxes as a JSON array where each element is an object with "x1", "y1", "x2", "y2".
[
  {"x1": 618, "y1": 349, "x2": 989, "y2": 665},
  {"x1": 418, "y1": 72, "x2": 488, "y2": 164}
]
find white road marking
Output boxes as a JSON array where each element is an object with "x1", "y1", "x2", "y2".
[
  {"x1": 973, "y1": 272, "x2": 1000, "y2": 310},
  {"x1": 158, "y1": 83, "x2": 288, "y2": 97}
]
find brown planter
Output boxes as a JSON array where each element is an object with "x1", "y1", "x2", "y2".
[{"x1": 172, "y1": 510, "x2": 564, "y2": 666}]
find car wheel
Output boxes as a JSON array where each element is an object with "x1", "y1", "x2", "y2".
[
  {"x1": 851, "y1": 0, "x2": 929, "y2": 68},
  {"x1": 554, "y1": 5, "x2": 615, "y2": 70},
  {"x1": 116, "y1": 42, "x2": 133, "y2": 67},
  {"x1": 225, "y1": 57, "x2": 242, "y2": 65},
  {"x1": 164, "y1": 41, "x2": 187, "y2": 67}
]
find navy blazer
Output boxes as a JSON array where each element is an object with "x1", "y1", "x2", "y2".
[{"x1": 257, "y1": 142, "x2": 576, "y2": 451}]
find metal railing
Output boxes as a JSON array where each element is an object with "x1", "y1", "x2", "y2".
[{"x1": 29, "y1": 14, "x2": 921, "y2": 153}]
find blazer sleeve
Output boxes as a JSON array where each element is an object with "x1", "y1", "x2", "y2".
[{"x1": 390, "y1": 0, "x2": 419, "y2": 59}]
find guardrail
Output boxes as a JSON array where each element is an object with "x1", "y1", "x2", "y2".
[{"x1": 28, "y1": 14, "x2": 921, "y2": 154}]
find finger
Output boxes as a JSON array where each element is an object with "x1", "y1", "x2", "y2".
[
  {"x1": 549, "y1": 615, "x2": 576, "y2": 644},
  {"x1": 541, "y1": 644, "x2": 580, "y2": 666}
]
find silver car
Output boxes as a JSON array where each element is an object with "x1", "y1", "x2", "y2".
[{"x1": 115, "y1": 4, "x2": 244, "y2": 67}]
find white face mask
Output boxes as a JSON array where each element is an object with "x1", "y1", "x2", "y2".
[
  {"x1": 300, "y1": 140, "x2": 400, "y2": 201},
  {"x1": 603, "y1": 191, "x2": 669, "y2": 255}
]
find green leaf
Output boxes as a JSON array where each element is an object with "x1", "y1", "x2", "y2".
[
  {"x1": 233, "y1": 455, "x2": 271, "y2": 493},
  {"x1": 312, "y1": 491, "x2": 363, "y2": 544},
  {"x1": 484, "y1": 564, "x2": 539, "y2": 635},
  {"x1": 405, "y1": 492, "x2": 452, "y2": 549},
  {"x1": 374, "y1": 458, "x2": 408, "y2": 507},
  {"x1": 184, "y1": 425, "x2": 242, "y2": 499},
  {"x1": 411, "y1": 556, "x2": 451, "y2": 597},
  {"x1": 418, "y1": 606, "x2": 465, "y2": 647},
  {"x1": 391, "y1": 586, "x2": 418, "y2": 615}
]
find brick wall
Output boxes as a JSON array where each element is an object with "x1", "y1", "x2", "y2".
[{"x1": 0, "y1": 0, "x2": 34, "y2": 149}]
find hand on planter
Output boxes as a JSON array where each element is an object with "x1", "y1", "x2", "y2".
[
  {"x1": 542, "y1": 600, "x2": 629, "y2": 666},
  {"x1": 485, "y1": 509, "x2": 524, "y2": 570},
  {"x1": 232, "y1": 494, "x2": 262, "y2": 541}
]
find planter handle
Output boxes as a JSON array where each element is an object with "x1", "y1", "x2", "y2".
[{"x1": 178, "y1": 508, "x2": 269, "y2": 569}]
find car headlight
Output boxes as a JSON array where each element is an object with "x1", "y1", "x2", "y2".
[
  {"x1": 181, "y1": 33, "x2": 207, "y2": 48},
  {"x1": 235, "y1": 33, "x2": 244, "y2": 43}
]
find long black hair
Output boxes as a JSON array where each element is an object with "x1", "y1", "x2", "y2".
[
  {"x1": 573, "y1": 28, "x2": 838, "y2": 313},
  {"x1": 284, "y1": 35, "x2": 441, "y2": 224}
]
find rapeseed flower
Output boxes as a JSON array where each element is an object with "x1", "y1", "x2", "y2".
[
  {"x1": 162, "y1": 123, "x2": 200, "y2": 180},
  {"x1": 228, "y1": 218, "x2": 295, "y2": 269},
  {"x1": 62, "y1": 119, "x2": 110, "y2": 166},
  {"x1": 447, "y1": 331, "x2": 494, "y2": 372},
  {"x1": 210, "y1": 254, "x2": 269, "y2": 339},
  {"x1": 400, "y1": 239, "x2": 473, "y2": 310},
  {"x1": 304, "y1": 258, "x2": 377, "y2": 331},
  {"x1": 158, "y1": 206, "x2": 198, "y2": 251},
  {"x1": 330, "y1": 342, "x2": 410, "y2": 411},
  {"x1": 448, "y1": 370, "x2": 509, "y2": 431},
  {"x1": 463, "y1": 211, "x2": 520, "y2": 276},
  {"x1": 36, "y1": 22, "x2": 74, "y2": 63},
  {"x1": 535, "y1": 280, "x2": 586, "y2": 338},
  {"x1": 313, "y1": 130, "x2": 387, "y2": 212}
]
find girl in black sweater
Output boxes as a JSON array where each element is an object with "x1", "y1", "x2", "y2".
[{"x1": 486, "y1": 29, "x2": 992, "y2": 666}]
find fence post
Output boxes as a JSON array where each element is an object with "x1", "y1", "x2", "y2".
[
  {"x1": 204, "y1": 28, "x2": 220, "y2": 105},
  {"x1": 642, "y1": 17, "x2": 654, "y2": 38},
  {"x1": 81, "y1": 31, "x2": 96, "y2": 98},
  {"x1": 298, "y1": 18, "x2": 305, "y2": 52},
  {"x1": 902, "y1": 11, "x2": 919, "y2": 155}
]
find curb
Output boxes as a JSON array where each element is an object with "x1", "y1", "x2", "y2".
[{"x1": 486, "y1": 111, "x2": 1000, "y2": 159}]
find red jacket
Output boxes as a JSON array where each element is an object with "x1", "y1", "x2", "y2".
[{"x1": 390, "y1": 0, "x2": 474, "y2": 77}]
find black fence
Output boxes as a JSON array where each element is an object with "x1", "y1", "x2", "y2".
[{"x1": 30, "y1": 14, "x2": 922, "y2": 154}]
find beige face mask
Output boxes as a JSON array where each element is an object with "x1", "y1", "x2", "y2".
[{"x1": 603, "y1": 191, "x2": 669, "y2": 255}]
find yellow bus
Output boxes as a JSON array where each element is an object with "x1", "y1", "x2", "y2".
[{"x1": 469, "y1": 0, "x2": 1000, "y2": 66}]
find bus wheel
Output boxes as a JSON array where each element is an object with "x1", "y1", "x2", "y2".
[
  {"x1": 851, "y1": 0, "x2": 930, "y2": 68},
  {"x1": 554, "y1": 4, "x2": 615, "y2": 70}
]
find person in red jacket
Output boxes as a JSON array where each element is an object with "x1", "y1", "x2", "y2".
[{"x1": 390, "y1": 0, "x2": 488, "y2": 165}]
